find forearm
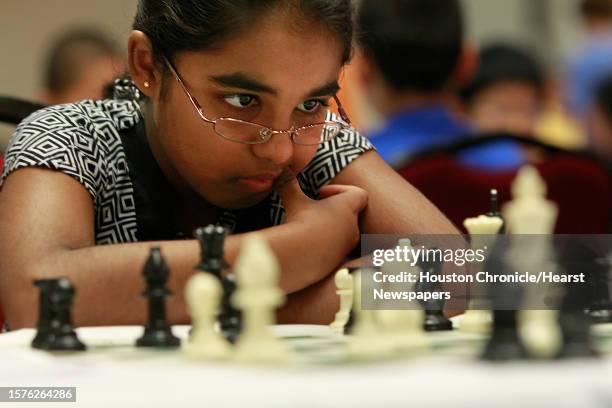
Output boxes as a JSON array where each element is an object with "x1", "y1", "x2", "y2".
[
  {"x1": 277, "y1": 270, "x2": 339, "y2": 325},
  {"x1": 2, "y1": 223, "x2": 348, "y2": 329},
  {"x1": 332, "y1": 151, "x2": 460, "y2": 235}
]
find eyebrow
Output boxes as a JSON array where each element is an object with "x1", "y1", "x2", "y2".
[
  {"x1": 308, "y1": 81, "x2": 341, "y2": 98},
  {"x1": 209, "y1": 73, "x2": 340, "y2": 98}
]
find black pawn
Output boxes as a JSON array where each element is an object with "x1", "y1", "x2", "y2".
[
  {"x1": 194, "y1": 225, "x2": 229, "y2": 279},
  {"x1": 586, "y1": 253, "x2": 612, "y2": 323},
  {"x1": 417, "y1": 251, "x2": 452, "y2": 331},
  {"x1": 31, "y1": 279, "x2": 59, "y2": 349},
  {"x1": 47, "y1": 279, "x2": 86, "y2": 351},
  {"x1": 556, "y1": 243, "x2": 599, "y2": 358},
  {"x1": 482, "y1": 310, "x2": 528, "y2": 361},
  {"x1": 218, "y1": 273, "x2": 242, "y2": 343},
  {"x1": 193, "y1": 225, "x2": 241, "y2": 342},
  {"x1": 557, "y1": 312, "x2": 599, "y2": 358},
  {"x1": 486, "y1": 189, "x2": 505, "y2": 234},
  {"x1": 136, "y1": 247, "x2": 180, "y2": 348},
  {"x1": 481, "y1": 243, "x2": 528, "y2": 361},
  {"x1": 344, "y1": 310, "x2": 355, "y2": 335}
]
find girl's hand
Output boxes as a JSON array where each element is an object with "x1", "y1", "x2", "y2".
[{"x1": 276, "y1": 171, "x2": 368, "y2": 253}]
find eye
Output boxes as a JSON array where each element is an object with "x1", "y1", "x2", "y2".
[
  {"x1": 224, "y1": 94, "x2": 256, "y2": 108},
  {"x1": 297, "y1": 99, "x2": 322, "y2": 113}
]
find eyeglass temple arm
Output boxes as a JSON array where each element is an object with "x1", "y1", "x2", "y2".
[
  {"x1": 162, "y1": 55, "x2": 213, "y2": 121},
  {"x1": 333, "y1": 95, "x2": 352, "y2": 126}
]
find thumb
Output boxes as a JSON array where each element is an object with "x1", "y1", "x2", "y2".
[{"x1": 319, "y1": 184, "x2": 369, "y2": 212}]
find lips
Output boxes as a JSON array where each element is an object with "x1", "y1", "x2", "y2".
[{"x1": 237, "y1": 172, "x2": 281, "y2": 193}]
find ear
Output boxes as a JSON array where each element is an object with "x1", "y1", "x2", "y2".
[
  {"x1": 127, "y1": 31, "x2": 160, "y2": 98},
  {"x1": 354, "y1": 49, "x2": 377, "y2": 88},
  {"x1": 451, "y1": 42, "x2": 479, "y2": 87}
]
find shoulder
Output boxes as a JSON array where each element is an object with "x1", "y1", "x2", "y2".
[
  {"x1": 1, "y1": 99, "x2": 141, "y2": 198},
  {"x1": 298, "y1": 112, "x2": 374, "y2": 194},
  {"x1": 12, "y1": 98, "x2": 139, "y2": 136},
  {"x1": 324, "y1": 111, "x2": 373, "y2": 152}
]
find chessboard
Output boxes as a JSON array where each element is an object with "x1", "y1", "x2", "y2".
[
  {"x1": 4, "y1": 165, "x2": 612, "y2": 407},
  {"x1": 2, "y1": 321, "x2": 612, "y2": 408}
]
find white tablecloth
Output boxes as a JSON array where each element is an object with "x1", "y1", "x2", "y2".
[{"x1": 0, "y1": 325, "x2": 611, "y2": 408}]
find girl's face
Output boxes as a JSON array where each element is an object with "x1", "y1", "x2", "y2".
[{"x1": 148, "y1": 17, "x2": 344, "y2": 209}]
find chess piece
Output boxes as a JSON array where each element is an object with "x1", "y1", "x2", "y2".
[
  {"x1": 480, "y1": 242, "x2": 529, "y2": 361},
  {"x1": 344, "y1": 309, "x2": 356, "y2": 334},
  {"x1": 371, "y1": 239, "x2": 428, "y2": 353},
  {"x1": 347, "y1": 269, "x2": 391, "y2": 360},
  {"x1": 417, "y1": 249, "x2": 452, "y2": 331},
  {"x1": 194, "y1": 225, "x2": 229, "y2": 279},
  {"x1": 46, "y1": 278, "x2": 86, "y2": 351},
  {"x1": 586, "y1": 252, "x2": 612, "y2": 323},
  {"x1": 461, "y1": 215, "x2": 503, "y2": 334},
  {"x1": 376, "y1": 308, "x2": 427, "y2": 355},
  {"x1": 555, "y1": 243, "x2": 600, "y2": 359},
  {"x1": 502, "y1": 166, "x2": 558, "y2": 235},
  {"x1": 486, "y1": 189, "x2": 505, "y2": 233},
  {"x1": 185, "y1": 273, "x2": 231, "y2": 359},
  {"x1": 193, "y1": 225, "x2": 241, "y2": 342},
  {"x1": 502, "y1": 167, "x2": 563, "y2": 359},
  {"x1": 330, "y1": 268, "x2": 353, "y2": 335},
  {"x1": 31, "y1": 279, "x2": 59, "y2": 350},
  {"x1": 136, "y1": 247, "x2": 181, "y2": 348},
  {"x1": 232, "y1": 235, "x2": 289, "y2": 363},
  {"x1": 218, "y1": 273, "x2": 242, "y2": 344}
]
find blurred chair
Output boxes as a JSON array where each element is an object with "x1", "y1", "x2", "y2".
[
  {"x1": 0, "y1": 96, "x2": 47, "y2": 331},
  {"x1": 0, "y1": 96, "x2": 46, "y2": 126},
  {"x1": 396, "y1": 133, "x2": 612, "y2": 233}
]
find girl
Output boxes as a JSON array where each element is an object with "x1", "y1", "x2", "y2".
[{"x1": 0, "y1": 0, "x2": 457, "y2": 329}]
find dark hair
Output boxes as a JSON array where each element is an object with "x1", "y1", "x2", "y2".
[
  {"x1": 596, "y1": 75, "x2": 612, "y2": 120},
  {"x1": 357, "y1": 0, "x2": 463, "y2": 92},
  {"x1": 581, "y1": 0, "x2": 612, "y2": 19},
  {"x1": 132, "y1": 0, "x2": 354, "y2": 72},
  {"x1": 44, "y1": 28, "x2": 120, "y2": 93},
  {"x1": 459, "y1": 44, "x2": 544, "y2": 104}
]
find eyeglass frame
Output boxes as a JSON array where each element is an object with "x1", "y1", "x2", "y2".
[{"x1": 161, "y1": 54, "x2": 353, "y2": 146}]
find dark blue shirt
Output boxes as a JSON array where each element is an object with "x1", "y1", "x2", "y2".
[{"x1": 369, "y1": 106, "x2": 524, "y2": 171}]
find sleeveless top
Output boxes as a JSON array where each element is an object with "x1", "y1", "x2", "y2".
[{"x1": 1, "y1": 85, "x2": 373, "y2": 244}]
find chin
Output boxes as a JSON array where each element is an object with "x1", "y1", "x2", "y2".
[{"x1": 211, "y1": 192, "x2": 269, "y2": 210}]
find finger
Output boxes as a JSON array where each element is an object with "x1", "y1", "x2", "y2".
[
  {"x1": 318, "y1": 184, "x2": 353, "y2": 198},
  {"x1": 319, "y1": 184, "x2": 369, "y2": 212}
]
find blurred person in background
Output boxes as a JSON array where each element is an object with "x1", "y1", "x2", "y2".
[
  {"x1": 459, "y1": 44, "x2": 545, "y2": 137},
  {"x1": 356, "y1": 0, "x2": 524, "y2": 171},
  {"x1": 565, "y1": 0, "x2": 612, "y2": 120},
  {"x1": 40, "y1": 28, "x2": 125, "y2": 104},
  {"x1": 588, "y1": 75, "x2": 612, "y2": 160}
]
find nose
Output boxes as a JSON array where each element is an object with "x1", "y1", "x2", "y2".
[
  {"x1": 250, "y1": 113, "x2": 295, "y2": 166},
  {"x1": 250, "y1": 128, "x2": 295, "y2": 166}
]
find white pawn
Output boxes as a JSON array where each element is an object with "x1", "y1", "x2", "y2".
[
  {"x1": 347, "y1": 270, "x2": 390, "y2": 360},
  {"x1": 232, "y1": 234, "x2": 290, "y2": 363},
  {"x1": 461, "y1": 215, "x2": 503, "y2": 334},
  {"x1": 329, "y1": 268, "x2": 353, "y2": 336},
  {"x1": 377, "y1": 238, "x2": 427, "y2": 354},
  {"x1": 376, "y1": 309, "x2": 427, "y2": 355},
  {"x1": 184, "y1": 273, "x2": 231, "y2": 359}
]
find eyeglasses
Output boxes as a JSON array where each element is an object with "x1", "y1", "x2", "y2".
[{"x1": 162, "y1": 55, "x2": 352, "y2": 146}]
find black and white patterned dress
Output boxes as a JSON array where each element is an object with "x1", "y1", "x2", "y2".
[{"x1": 0, "y1": 95, "x2": 373, "y2": 244}]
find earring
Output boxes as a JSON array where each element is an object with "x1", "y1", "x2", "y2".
[{"x1": 143, "y1": 81, "x2": 150, "y2": 89}]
